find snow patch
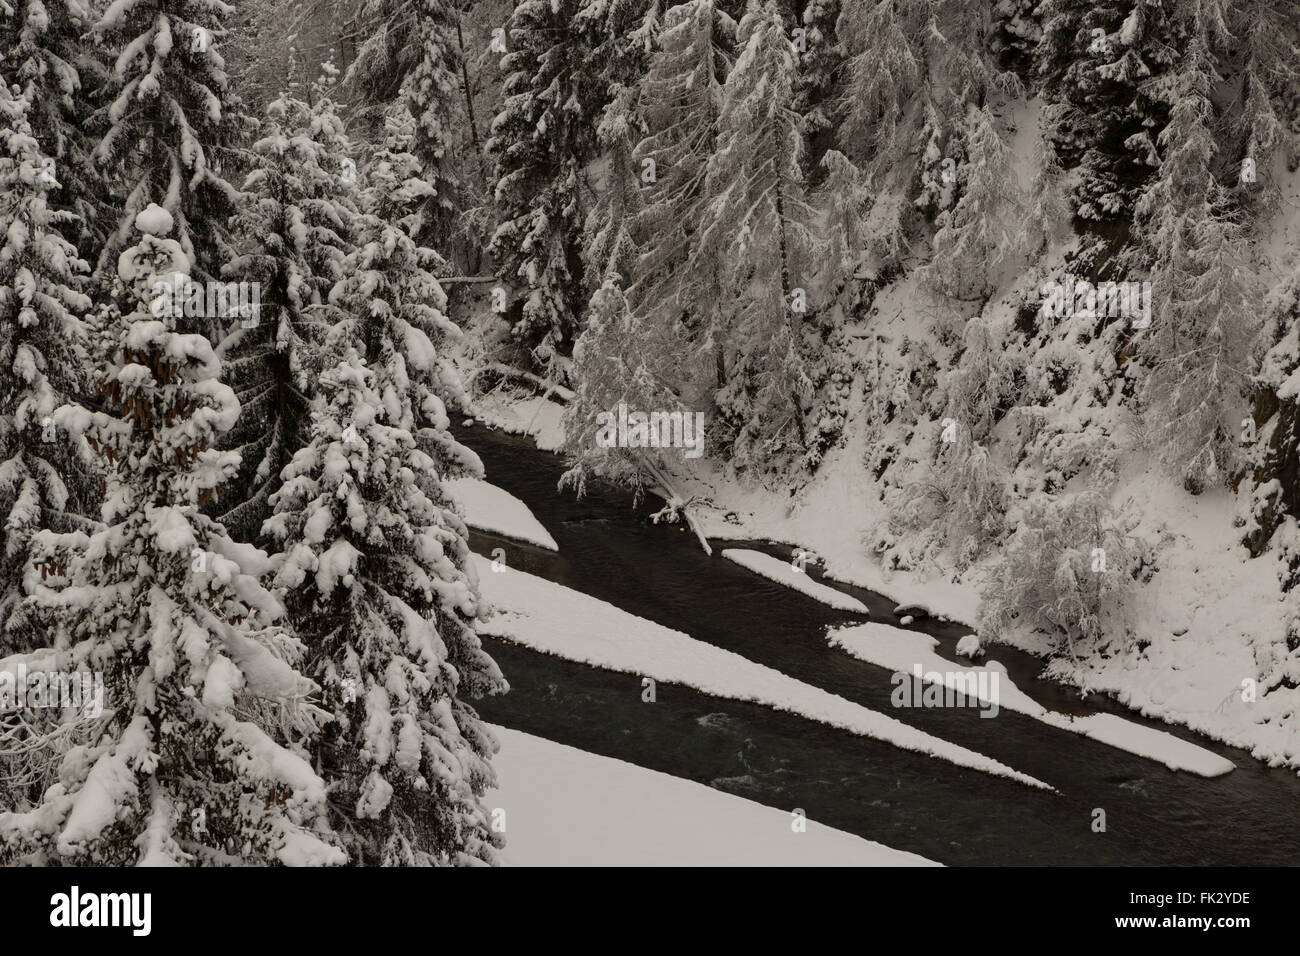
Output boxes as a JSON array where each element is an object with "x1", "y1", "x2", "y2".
[
  {"x1": 829, "y1": 624, "x2": 1236, "y2": 778},
  {"x1": 722, "y1": 548, "x2": 869, "y2": 614},
  {"x1": 489, "y1": 725, "x2": 938, "y2": 866},
  {"x1": 445, "y1": 477, "x2": 558, "y2": 551}
]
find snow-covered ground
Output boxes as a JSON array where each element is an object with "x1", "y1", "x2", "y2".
[
  {"x1": 445, "y1": 476, "x2": 559, "y2": 550},
  {"x1": 488, "y1": 725, "x2": 939, "y2": 866},
  {"x1": 473, "y1": 554, "x2": 1051, "y2": 789},
  {"x1": 466, "y1": 394, "x2": 566, "y2": 452},
  {"x1": 829, "y1": 623, "x2": 1236, "y2": 777},
  {"x1": 721, "y1": 548, "x2": 869, "y2": 614}
]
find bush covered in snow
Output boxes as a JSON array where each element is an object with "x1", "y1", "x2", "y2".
[{"x1": 979, "y1": 491, "x2": 1147, "y2": 662}]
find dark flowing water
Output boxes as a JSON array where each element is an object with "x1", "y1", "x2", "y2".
[{"x1": 458, "y1": 424, "x2": 1300, "y2": 866}]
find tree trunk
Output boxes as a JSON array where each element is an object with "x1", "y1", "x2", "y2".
[{"x1": 774, "y1": 183, "x2": 806, "y2": 447}]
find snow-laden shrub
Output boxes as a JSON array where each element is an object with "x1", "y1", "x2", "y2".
[
  {"x1": 883, "y1": 430, "x2": 1009, "y2": 575},
  {"x1": 979, "y1": 490, "x2": 1144, "y2": 661},
  {"x1": 942, "y1": 315, "x2": 1020, "y2": 443},
  {"x1": 802, "y1": 339, "x2": 855, "y2": 472}
]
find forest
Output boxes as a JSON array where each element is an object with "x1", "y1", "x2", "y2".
[{"x1": 1, "y1": 0, "x2": 1299, "y2": 866}]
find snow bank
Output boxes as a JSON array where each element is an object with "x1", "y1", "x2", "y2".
[
  {"x1": 489, "y1": 725, "x2": 939, "y2": 866},
  {"x1": 829, "y1": 624, "x2": 1236, "y2": 778},
  {"x1": 721, "y1": 548, "x2": 869, "y2": 614},
  {"x1": 446, "y1": 477, "x2": 558, "y2": 551},
  {"x1": 473, "y1": 556, "x2": 1050, "y2": 789},
  {"x1": 465, "y1": 393, "x2": 566, "y2": 452}
]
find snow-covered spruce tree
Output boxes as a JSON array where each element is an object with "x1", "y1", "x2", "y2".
[
  {"x1": 342, "y1": 0, "x2": 427, "y2": 117},
  {"x1": 942, "y1": 315, "x2": 1020, "y2": 445},
  {"x1": 265, "y1": 352, "x2": 504, "y2": 862},
  {"x1": 403, "y1": 0, "x2": 469, "y2": 250},
  {"x1": 889, "y1": 317, "x2": 1017, "y2": 572},
  {"x1": 991, "y1": 0, "x2": 1042, "y2": 73},
  {"x1": 888, "y1": 424, "x2": 1010, "y2": 575},
  {"x1": 0, "y1": 83, "x2": 91, "y2": 655},
  {"x1": 819, "y1": 149, "x2": 872, "y2": 280},
  {"x1": 923, "y1": 103, "x2": 1025, "y2": 301},
  {"x1": 1135, "y1": 41, "x2": 1258, "y2": 492},
  {"x1": 90, "y1": 0, "x2": 251, "y2": 284},
  {"x1": 574, "y1": 0, "x2": 661, "y2": 110},
  {"x1": 331, "y1": 121, "x2": 480, "y2": 505},
  {"x1": 835, "y1": 0, "x2": 925, "y2": 180},
  {"x1": 1035, "y1": 0, "x2": 1183, "y2": 220},
  {"x1": 1023, "y1": 132, "x2": 1071, "y2": 256},
  {"x1": 344, "y1": 0, "x2": 499, "y2": 265},
  {"x1": 486, "y1": 0, "x2": 601, "y2": 376},
  {"x1": 703, "y1": 0, "x2": 821, "y2": 470},
  {"x1": 792, "y1": 0, "x2": 840, "y2": 177},
  {"x1": 0, "y1": 0, "x2": 109, "y2": 259},
  {"x1": 582, "y1": 83, "x2": 642, "y2": 290},
  {"x1": 578, "y1": 0, "x2": 660, "y2": 288},
  {"x1": 1143, "y1": 187, "x2": 1256, "y2": 492},
  {"x1": 0, "y1": 206, "x2": 342, "y2": 866},
  {"x1": 1227, "y1": 0, "x2": 1300, "y2": 206},
  {"x1": 629, "y1": 0, "x2": 734, "y2": 391},
  {"x1": 216, "y1": 83, "x2": 358, "y2": 542}
]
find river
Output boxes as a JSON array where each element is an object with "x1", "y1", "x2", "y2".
[{"x1": 458, "y1": 424, "x2": 1300, "y2": 866}]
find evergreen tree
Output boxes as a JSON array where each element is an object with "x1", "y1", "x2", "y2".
[
  {"x1": 1036, "y1": 0, "x2": 1183, "y2": 220},
  {"x1": 1136, "y1": 42, "x2": 1258, "y2": 490},
  {"x1": 0, "y1": 206, "x2": 342, "y2": 866},
  {"x1": 217, "y1": 78, "x2": 358, "y2": 542},
  {"x1": 575, "y1": 0, "x2": 661, "y2": 111},
  {"x1": 562, "y1": 277, "x2": 697, "y2": 495},
  {"x1": 836, "y1": 0, "x2": 925, "y2": 181},
  {"x1": 330, "y1": 120, "x2": 479, "y2": 490},
  {"x1": 486, "y1": 0, "x2": 600, "y2": 376},
  {"x1": 1249, "y1": 261, "x2": 1300, "y2": 691},
  {"x1": 577, "y1": 0, "x2": 660, "y2": 289},
  {"x1": 264, "y1": 351, "x2": 503, "y2": 865},
  {"x1": 582, "y1": 83, "x2": 642, "y2": 289},
  {"x1": 704, "y1": 0, "x2": 822, "y2": 469},
  {"x1": 1024, "y1": 133, "x2": 1071, "y2": 256},
  {"x1": 924, "y1": 104, "x2": 1025, "y2": 301},
  {"x1": 0, "y1": 0, "x2": 108, "y2": 258},
  {"x1": 991, "y1": 0, "x2": 1042, "y2": 73},
  {"x1": 819, "y1": 149, "x2": 871, "y2": 278},
  {"x1": 629, "y1": 0, "x2": 734, "y2": 391},
  {"x1": 403, "y1": 0, "x2": 468, "y2": 249},
  {"x1": 267, "y1": 167, "x2": 505, "y2": 861},
  {"x1": 90, "y1": 0, "x2": 251, "y2": 283},
  {"x1": 0, "y1": 83, "x2": 91, "y2": 653},
  {"x1": 1234, "y1": 2, "x2": 1300, "y2": 168},
  {"x1": 793, "y1": 0, "x2": 840, "y2": 176},
  {"x1": 343, "y1": 0, "x2": 425, "y2": 114}
]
